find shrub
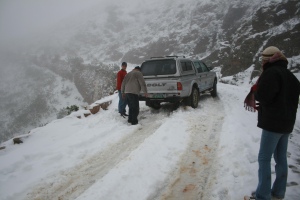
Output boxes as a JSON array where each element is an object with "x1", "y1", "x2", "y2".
[
  {"x1": 66, "y1": 105, "x2": 79, "y2": 115},
  {"x1": 57, "y1": 105, "x2": 79, "y2": 119}
]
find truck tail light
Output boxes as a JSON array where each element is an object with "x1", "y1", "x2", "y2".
[{"x1": 177, "y1": 82, "x2": 183, "y2": 91}]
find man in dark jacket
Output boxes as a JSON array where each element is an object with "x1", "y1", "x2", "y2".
[{"x1": 244, "y1": 46, "x2": 300, "y2": 200}]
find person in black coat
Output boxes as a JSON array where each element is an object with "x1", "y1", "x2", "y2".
[{"x1": 244, "y1": 46, "x2": 300, "y2": 200}]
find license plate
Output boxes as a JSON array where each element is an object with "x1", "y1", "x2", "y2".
[{"x1": 152, "y1": 94, "x2": 165, "y2": 98}]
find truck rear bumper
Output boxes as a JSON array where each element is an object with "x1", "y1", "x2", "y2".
[{"x1": 139, "y1": 95, "x2": 182, "y2": 103}]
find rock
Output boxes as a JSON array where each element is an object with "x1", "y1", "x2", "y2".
[
  {"x1": 89, "y1": 104, "x2": 101, "y2": 114},
  {"x1": 84, "y1": 113, "x2": 91, "y2": 117},
  {"x1": 0, "y1": 146, "x2": 6, "y2": 150},
  {"x1": 100, "y1": 101, "x2": 111, "y2": 110},
  {"x1": 13, "y1": 138, "x2": 23, "y2": 144}
]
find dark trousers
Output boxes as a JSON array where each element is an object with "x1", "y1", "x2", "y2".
[{"x1": 126, "y1": 93, "x2": 139, "y2": 124}]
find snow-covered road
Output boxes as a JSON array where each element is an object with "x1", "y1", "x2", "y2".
[
  {"x1": 26, "y1": 107, "x2": 173, "y2": 199},
  {"x1": 161, "y1": 95, "x2": 224, "y2": 200},
  {"x1": 1, "y1": 83, "x2": 299, "y2": 200}
]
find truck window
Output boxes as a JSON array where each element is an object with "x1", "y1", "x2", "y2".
[
  {"x1": 193, "y1": 62, "x2": 202, "y2": 73},
  {"x1": 141, "y1": 60, "x2": 176, "y2": 76},
  {"x1": 180, "y1": 61, "x2": 193, "y2": 72},
  {"x1": 200, "y1": 62, "x2": 209, "y2": 72}
]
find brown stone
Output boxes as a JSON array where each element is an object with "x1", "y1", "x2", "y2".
[
  {"x1": 89, "y1": 104, "x2": 101, "y2": 114},
  {"x1": 13, "y1": 138, "x2": 23, "y2": 144},
  {"x1": 100, "y1": 101, "x2": 112, "y2": 110},
  {"x1": 84, "y1": 113, "x2": 91, "y2": 117}
]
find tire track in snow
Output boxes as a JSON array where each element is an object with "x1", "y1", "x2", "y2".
[
  {"x1": 26, "y1": 108, "x2": 171, "y2": 200},
  {"x1": 160, "y1": 95, "x2": 224, "y2": 200}
]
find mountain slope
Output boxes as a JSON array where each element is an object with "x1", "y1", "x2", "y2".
[{"x1": 41, "y1": 0, "x2": 300, "y2": 76}]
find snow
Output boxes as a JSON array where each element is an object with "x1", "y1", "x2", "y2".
[{"x1": 0, "y1": 82, "x2": 300, "y2": 200}]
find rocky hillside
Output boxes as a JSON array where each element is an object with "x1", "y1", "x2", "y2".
[
  {"x1": 16, "y1": 0, "x2": 299, "y2": 81},
  {"x1": 39, "y1": 0, "x2": 300, "y2": 77}
]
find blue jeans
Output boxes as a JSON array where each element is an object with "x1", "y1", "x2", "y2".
[
  {"x1": 256, "y1": 129, "x2": 289, "y2": 200},
  {"x1": 118, "y1": 90, "x2": 127, "y2": 114}
]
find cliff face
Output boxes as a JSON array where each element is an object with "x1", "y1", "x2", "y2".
[{"x1": 204, "y1": 0, "x2": 300, "y2": 77}]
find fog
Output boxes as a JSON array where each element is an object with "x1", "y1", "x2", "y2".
[
  {"x1": 0, "y1": 0, "x2": 126, "y2": 143},
  {"x1": 0, "y1": 0, "x2": 159, "y2": 48},
  {"x1": 0, "y1": 0, "x2": 110, "y2": 44}
]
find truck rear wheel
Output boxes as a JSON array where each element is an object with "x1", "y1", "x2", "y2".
[{"x1": 146, "y1": 100, "x2": 161, "y2": 109}]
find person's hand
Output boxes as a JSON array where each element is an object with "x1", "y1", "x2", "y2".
[
  {"x1": 122, "y1": 93, "x2": 126, "y2": 99},
  {"x1": 144, "y1": 93, "x2": 148, "y2": 98},
  {"x1": 244, "y1": 90, "x2": 257, "y2": 112}
]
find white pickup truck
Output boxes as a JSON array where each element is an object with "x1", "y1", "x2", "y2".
[{"x1": 139, "y1": 56, "x2": 217, "y2": 109}]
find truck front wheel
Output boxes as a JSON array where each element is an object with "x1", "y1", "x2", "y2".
[
  {"x1": 210, "y1": 79, "x2": 217, "y2": 97},
  {"x1": 188, "y1": 87, "x2": 199, "y2": 108}
]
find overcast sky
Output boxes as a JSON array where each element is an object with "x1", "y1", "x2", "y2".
[{"x1": 0, "y1": 0, "x2": 107, "y2": 42}]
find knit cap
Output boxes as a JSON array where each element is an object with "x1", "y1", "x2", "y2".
[
  {"x1": 261, "y1": 46, "x2": 288, "y2": 64},
  {"x1": 261, "y1": 46, "x2": 280, "y2": 61}
]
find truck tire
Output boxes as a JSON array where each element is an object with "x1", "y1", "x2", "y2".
[
  {"x1": 189, "y1": 87, "x2": 199, "y2": 108},
  {"x1": 210, "y1": 79, "x2": 217, "y2": 97}
]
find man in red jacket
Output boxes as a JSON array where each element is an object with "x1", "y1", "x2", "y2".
[{"x1": 116, "y1": 62, "x2": 128, "y2": 117}]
